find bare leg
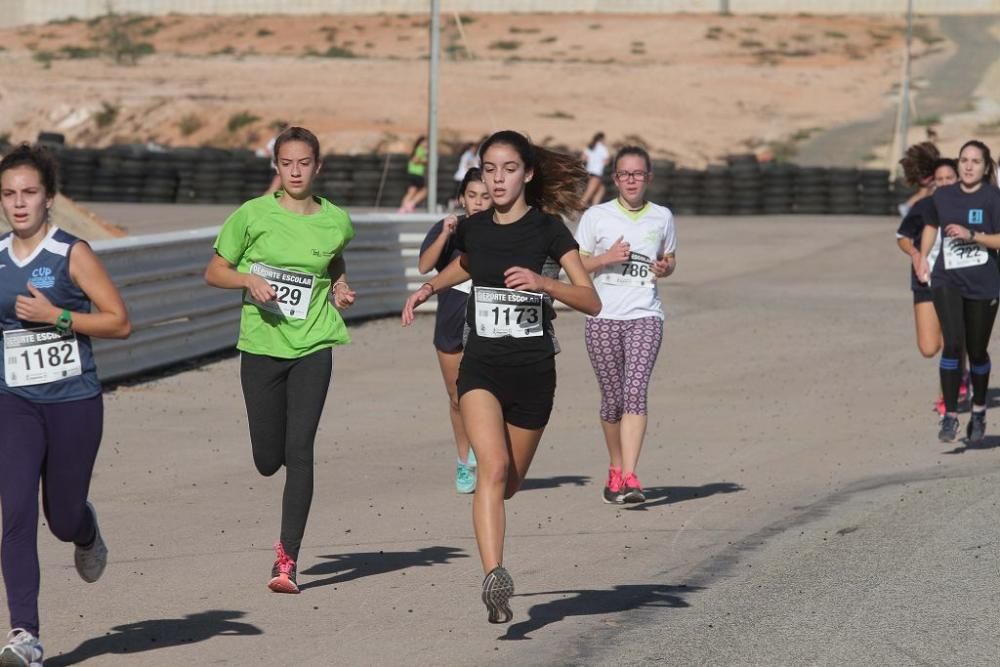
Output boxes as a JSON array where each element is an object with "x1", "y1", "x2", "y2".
[
  {"x1": 581, "y1": 175, "x2": 600, "y2": 207},
  {"x1": 914, "y1": 301, "x2": 943, "y2": 358},
  {"x1": 600, "y1": 419, "x2": 623, "y2": 470},
  {"x1": 436, "y1": 350, "x2": 470, "y2": 462},
  {"x1": 461, "y1": 390, "x2": 544, "y2": 573},
  {"x1": 619, "y1": 413, "x2": 648, "y2": 476}
]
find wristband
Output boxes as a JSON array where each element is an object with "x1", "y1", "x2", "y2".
[
  {"x1": 970, "y1": 230, "x2": 977, "y2": 243},
  {"x1": 421, "y1": 282, "x2": 436, "y2": 295},
  {"x1": 332, "y1": 280, "x2": 349, "y2": 291},
  {"x1": 55, "y1": 309, "x2": 72, "y2": 334}
]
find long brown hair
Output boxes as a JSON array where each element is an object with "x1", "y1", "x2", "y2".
[
  {"x1": 899, "y1": 141, "x2": 939, "y2": 186},
  {"x1": 479, "y1": 130, "x2": 586, "y2": 215}
]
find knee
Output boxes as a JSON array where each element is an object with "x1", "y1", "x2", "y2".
[
  {"x1": 476, "y1": 456, "x2": 510, "y2": 490},
  {"x1": 46, "y1": 507, "x2": 84, "y2": 543},
  {"x1": 254, "y1": 459, "x2": 282, "y2": 477},
  {"x1": 918, "y1": 341, "x2": 941, "y2": 358}
]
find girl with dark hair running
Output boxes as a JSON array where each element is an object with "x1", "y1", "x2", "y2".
[
  {"x1": 895, "y1": 154, "x2": 960, "y2": 415},
  {"x1": 402, "y1": 130, "x2": 600, "y2": 623},
  {"x1": 576, "y1": 146, "x2": 676, "y2": 504},
  {"x1": 205, "y1": 126, "x2": 356, "y2": 594},
  {"x1": 417, "y1": 168, "x2": 491, "y2": 493},
  {"x1": 917, "y1": 140, "x2": 1000, "y2": 444},
  {"x1": 581, "y1": 132, "x2": 610, "y2": 208},
  {"x1": 0, "y1": 144, "x2": 132, "y2": 666}
]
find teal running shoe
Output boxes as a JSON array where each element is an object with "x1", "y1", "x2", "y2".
[{"x1": 456, "y1": 451, "x2": 477, "y2": 494}]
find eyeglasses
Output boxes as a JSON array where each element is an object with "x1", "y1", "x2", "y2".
[{"x1": 614, "y1": 170, "x2": 649, "y2": 181}]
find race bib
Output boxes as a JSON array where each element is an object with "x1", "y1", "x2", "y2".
[
  {"x1": 245, "y1": 263, "x2": 315, "y2": 319},
  {"x1": 598, "y1": 252, "x2": 654, "y2": 288},
  {"x1": 474, "y1": 287, "x2": 543, "y2": 338},
  {"x1": 451, "y1": 279, "x2": 472, "y2": 295},
  {"x1": 943, "y1": 237, "x2": 988, "y2": 270},
  {"x1": 4, "y1": 327, "x2": 82, "y2": 387}
]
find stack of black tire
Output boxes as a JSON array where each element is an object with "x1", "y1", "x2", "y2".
[
  {"x1": 828, "y1": 168, "x2": 861, "y2": 215},
  {"x1": 727, "y1": 154, "x2": 763, "y2": 215},
  {"x1": 793, "y1": 167, "x2": 829, "y2": 214},
  {"x1": 664, "y1": 168, "x2": 702, "y2": 215},
  {"x1": 59, "y1": 148, "x2": 100, "y2": 201},
  {"x1": 699, "y1": 165, "x2": 731, "y2": 215},
  {"x1": 141, "y1": 151, "x2": 179, "y2": 203},
  {"x1": 315, "y1": 154, "x2": 354, "y2": 206},
  {"x1": 760, "y1": 162, "x2": 796, "y2": 214},
  {"x1": 862, "y1": 170, "x2": 895, "y2": 215},
  {"x1": 645, "y1": 159, "x2": 674, "y2": 205}
]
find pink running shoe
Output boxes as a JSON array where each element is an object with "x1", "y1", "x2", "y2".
[
  {"x1": 267, "y1": 542, "x2": 299, "y2": 594},
  {"x1": 602, "y1": 467, "x2": 624, "y2": 505},
  {"x1": 621, "y1": 472, "x2": 646, "y2": 503},
  {"x1": 934, "y1": 396, "x2": 946, "y2": 417}
]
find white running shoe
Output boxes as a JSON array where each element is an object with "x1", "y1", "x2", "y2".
[
  {"x1": 0, "y1": 629, "x2": 43, "y2": 667},
  {"x1": 74, "y1": 502, "x2": 108, "y2": 583}
]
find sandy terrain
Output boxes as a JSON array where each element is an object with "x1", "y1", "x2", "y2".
[{"x1": 0, "y1": 12, "x2": 946, "y2": 166}]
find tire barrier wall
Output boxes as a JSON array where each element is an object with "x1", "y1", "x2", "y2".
[
  {"x1": 50, "y1": 145, "x2": 906, "y2": 216},
  {"x1": 89, "y1": 213, "x2": 440, "y2": 383}
]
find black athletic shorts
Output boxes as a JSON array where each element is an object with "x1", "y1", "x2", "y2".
[
  {"x1": 913, "y1": 285, "x2": 933, "y2": 304},
  {"x1": 457, "y1": 355, "x2": 556, "y2": 430},
  {"x1": 408, "y1": 173, "x2": 426, "y2": 189}
]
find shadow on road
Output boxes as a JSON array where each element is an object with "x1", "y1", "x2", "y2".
[
  {"x1": 519, "y1": 475, "x2": 590, "y2": 491},
  {"x1": 48, "y1": 610, "x2": 261, "y2": 666},
  {"x1": 625, "y1": 481, "x2": 744, "y2": 511},
  {"x1": 298, "y1": 545, "x2": 468, "y2": 591},
  {"x1": 499, "y1": 583, "x2": 699, "y2": 641},
  {"x1": 943, "y1": 433, "x2": 1000, "y2": 455}
]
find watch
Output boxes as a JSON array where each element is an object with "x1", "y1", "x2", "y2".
[
  {"x1": 55, "y1": 309, "x2": 72, "y2": 334},
  {"x1": 970, "y1": 230, "x2": 977, "y2": 242}
]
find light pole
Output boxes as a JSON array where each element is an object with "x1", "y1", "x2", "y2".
[
  {"x1": 891, "y1": 0, "x2": 914, "y2": 177},
  {"x1": 427, "y1": 0, "x2": 441, "y2": 212}
]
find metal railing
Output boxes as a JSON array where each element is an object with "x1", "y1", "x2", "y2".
[{"x1": 90, "y1": 213, "x2": 440, "y2": 382}]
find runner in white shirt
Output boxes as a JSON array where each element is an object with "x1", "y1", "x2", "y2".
[
  {"x1": 576, "y1": 145, "x2": 676, "y2": 504},
  {"x1": 581, "y1": 132, "x2": 610, "y2": 208}
]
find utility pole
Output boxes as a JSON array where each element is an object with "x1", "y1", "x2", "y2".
[
  {"x1": 891, "y1": 0, "x2": 914, "y2": 177},
  {"x1": 427, "y1": 0, "x2": 441, "y2": 212}
]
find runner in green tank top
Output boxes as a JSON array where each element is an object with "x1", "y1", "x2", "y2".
[{"x1": 205, "y1": 126, "x2": 355, "y2": 594}]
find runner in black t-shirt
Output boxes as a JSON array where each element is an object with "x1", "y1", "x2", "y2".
[
  {"x1": 917, "y1": 140, "x2": 1000, "y2": 444},
  {"x1": 402, "y1": 130, "x2": 600, "y2": 624},
  {"x1": 418, "y1": 168, "x2": 491, "y2": 494},
  {"x1": 895, "y1": 157, "x2": 960, "y2": 415}
]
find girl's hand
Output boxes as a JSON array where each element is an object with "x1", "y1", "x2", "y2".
[
  {"x1": 651, "y1": 255, "x2": 675, "y2": 280},
  {"x1": 602, "y1": 236, "x2": 631, "y2": 266},
  {"x1": 333, "y1": 282, "x2": 356, "y2": 309},
  {"x1": 246, "y1": 274, "x2": 276, "y2": 302},
  {"x1": 913, "y1": 255, "x2": 930, "y2": 284},
  {"x1": 504, "y1": 267, "x2": 547, "y2": 293},
  {"x1": 15, "y1": 284, "x2": 59, "y2": 324},
  {"x1": 442, "y1": 214, "x2": 459, "y2": 236},
  {"x1": 401, "y1": 284, "x2": 434, "y2": 326},
  {"x1": 944, "y1": 224, "x2": 973, "y2": 242}
]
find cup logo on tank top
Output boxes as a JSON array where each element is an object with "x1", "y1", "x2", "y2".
[{"x1": 30, "y1": 267, "x2": 55, "y2": 289}]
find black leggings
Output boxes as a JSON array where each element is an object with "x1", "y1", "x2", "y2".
[
  {"x1": 932, "y1": 286, "x2": 998, "y2": 413},
  {"x1": 240, "y1": 348, "x2": 332, "y2": 561}
]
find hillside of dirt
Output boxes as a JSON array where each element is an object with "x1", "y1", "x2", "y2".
[{"x1": 0, "y1": 12, "x2": 949, "y2": 166}]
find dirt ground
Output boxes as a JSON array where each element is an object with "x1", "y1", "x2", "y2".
[{"x1": 0, "y1": 12, "x2": 947, "y2": 166}]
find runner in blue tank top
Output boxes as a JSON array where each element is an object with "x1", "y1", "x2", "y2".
[{"x1": 0, "y1": 144, "x2": 131, "y2": 666}]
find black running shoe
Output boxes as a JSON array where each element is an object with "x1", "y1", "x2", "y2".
[
  {"x1": 481, "y1": 566, "x2": 514, "y2": 624},
  {"x1": 967, "y1": 411, "x2": 987, "y2": 445},
  {"x1": 621, "y1": 472, "x2": 646, "y2": 504},
  {"x1": 938, "y1": 415, "x2": 960, "y2": 443}
]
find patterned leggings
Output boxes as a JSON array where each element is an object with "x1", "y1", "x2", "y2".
[{"x1": 584, "y1": 316, "x2": 663, "y2": 423}]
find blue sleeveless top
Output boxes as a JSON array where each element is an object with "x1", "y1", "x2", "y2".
[{"x1": 0, "y1": 227, "x2": 100, "y2": 403}]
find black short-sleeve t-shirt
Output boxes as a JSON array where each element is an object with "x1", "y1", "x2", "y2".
[
  {"x1": 420, "y1": 218, "x2": 468, "y2": 352},
  {"x1": 896, "y1": 196, "x2": 935, "y2": 292},
  {"x1": 927, "y1": 183, "x2": 1000, "y2": 300},
  {"x1": 453, "y1": 207, "x2": 579, "y2": 365}
]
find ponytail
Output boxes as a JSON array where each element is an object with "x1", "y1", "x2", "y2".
[{"x1": 479, "y1": 130, "x2": 586, "y2": 215}]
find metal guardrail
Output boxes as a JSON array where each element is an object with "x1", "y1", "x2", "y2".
[{"x1": 90, "y1": 213, "x2": 440, "y2": 382}]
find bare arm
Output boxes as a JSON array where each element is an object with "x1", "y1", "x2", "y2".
[
  {"x1": 580, "y1": 235, "x2": 631, "y2": 273},
  {"x1": 204, "y1": 253, "x2": 275, "y2": 303},
  {"x1": 401, "y1": 255, "x2": 472, "y2": 326},
  {"x1": 897, "y1": 236, "x2": 918, "y2": 259},
  {"x1": 943, "y1": 225, "x2": 1000, "y2": 250},
  {"x1": 418, "y1": 216, "x2": 458, "y2": 274},
  {"x1": 328, "y1": 254, "x2": 355, "y2": 309},
  {"x1": 15, "y1": 243, "x2": 131, "y2": 339}
]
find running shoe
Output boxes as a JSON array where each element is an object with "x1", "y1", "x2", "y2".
[
  {"x1": 74, "y1": 502, "x2": 108, "y2": 583},
  {"x1": 933, "y1": 396, "x2": 946, "y2": 417},
  {"x1": 967, "y1": 411, "x2": 987, "y2": 445},
  {"x1": 602, "y1": 467, "x2": 624, "y2": 505},
  {"x1": 481, "y1": 566, "x2": 514, "y2": 624},
  {"x1": 0, "y1": 629, "x2": 43, "y2": 667},
  {"x1": 456, "y1": 450, "x2": 477, "y2": 494},
  {"x1": 267, "y1": 542, "x2": 299, "y2": 594},
  {"x1": 621, "y1": 472, "x2": 646, "y2": 503},
  {"x1": 938, "y1": 414, "x2": 960, "y2": 443}
]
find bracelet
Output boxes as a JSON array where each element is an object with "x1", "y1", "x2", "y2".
[
  {"x1": 332, "y1": 280, "x2": 349, "y2": 291},
  {"x1": 420, "y1": 282, "x2": 436, "y2": 295},
  {"x1": 55, "y1": 309, "x2": 72, "y2": 334},
  {"x1": 970, "y1": 230, "x2": 977, "y2": 243}
]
